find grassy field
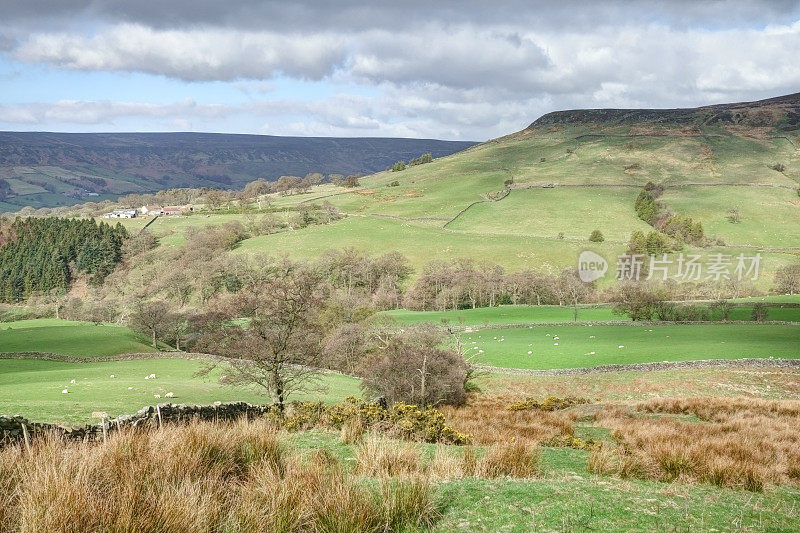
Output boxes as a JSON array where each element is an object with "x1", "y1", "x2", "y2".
[
  {"x1": 663, "y1": 185, "x2": 800, "y2": 247},
  {"x1": 0, "y1": 358, "x2": 360, "y2": 424},
  {"x1": 385, "y1": 305, "x2": 621, "y2": 325},
  {"x1": 462, "y1": 323, "x2": 800, "y2": 370},
  {"x1": 384, "y1": 303, "x2": 800, "y2": 326},
  {"x1": 0, "y1": 319, "x2": 158, "y2": 357},
  {"x1": 237, "y1": 214, "x2": 628, "y2": 273},
  {"x1": 446, "y1": 186, "x2": 653, "y2": 242}
]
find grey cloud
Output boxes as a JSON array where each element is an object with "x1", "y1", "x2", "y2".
[{"x1": 1, "y1": 1, "x2": 798, "y2": 31}]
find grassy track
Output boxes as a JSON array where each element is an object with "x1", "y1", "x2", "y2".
[
  {"x1": 0, "y1": 319, "x2": 157, "y2": 357},
  {"x1": 462, "y1": 323, "x2": 800, "y2": 370},
  {"x1": 0, "y1": 358, "x2": 360, "y2": 424}
]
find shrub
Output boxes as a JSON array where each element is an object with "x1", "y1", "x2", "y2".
[
  {"x1": 359, "y1": 325, "x2": 471, "y2": 408},
  {"x1": 389, "y1": 180, "x2": 400, "y2": 187},
  {"x1": 507, "y1": 396, "x2": 591, "y2": 412},
  {"x1": 588, "y1": 229, "x2": 604, "y2": 242},
  {"x1": 751, "y1": 302, "x2": 768, "y2": 322},
  {"x1": 391, "y1": 161, "x2": 406, "y2": 172},
  {"x1": 771, "y1": 162, "x2": 786, "y2": 172},
  {"x1": 407, "y1": 153, "x2": 433, "y2": 166}
]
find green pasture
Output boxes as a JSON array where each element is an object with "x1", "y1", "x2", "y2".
[
  {"x1": 462, "y1": 323, "x2": 800, "y2": 370},
  {"x1": 384, "y1": 303, "x2": 800, "y2": 326},
  {"x1": 0, "y1": 358, "x2": 360, "y2": 424},
  {"x1": 0, "y1": 319, "x2": 157, "y2": 357}
]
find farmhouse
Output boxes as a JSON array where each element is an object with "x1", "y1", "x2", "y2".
[
  {"x1": 103, "y1": 209, "x2": 137, "y2": 219},
  {"x1": 141, "y1": 205, "x2": 164, "y2": 215},
  {"x1": 162, "y1": 204, "x2": 193, "y2": 216}
]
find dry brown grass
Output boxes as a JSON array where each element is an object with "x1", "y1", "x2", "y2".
[
  {"x1": 355, "y1": 434, "x2": 423, "y2": 477},
  {"x1": 590, "y1": 397, "x2": 800, "y2": 491},
  {"x1": 477, "y1": 440, "x2": 539, "y2": 479},
  {"x1": 440, "y1": 395, "x2": 576, "y2": 445},
  {"x1": 0, "y1": 419, "x2": 441, "y2": 532}
]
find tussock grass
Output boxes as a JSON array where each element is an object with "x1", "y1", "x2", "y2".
[
  {"x1": 477, "y1": 440, "x2": 540, "y2": 479},
  {"x1": 590, "y1": 397, "x2": 800, "y2": 491},
  {"x1": 356, "y1": 434, "x2": 423, "y2": 477},
  {"x1": 441, "y1": 395, "x2": 576, "y2": 445},
  {"x1": 0, "y1": 419, "x2": 442, "y2": 532}
]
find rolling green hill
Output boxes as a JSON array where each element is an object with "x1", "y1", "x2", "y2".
[{"x1": 231, "y1": 93, "x2": 800, "y2": 288}]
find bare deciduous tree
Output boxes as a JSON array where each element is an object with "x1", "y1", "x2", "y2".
[{"x1": 196, "y1": 266, "x2": 327, "y2": 411}]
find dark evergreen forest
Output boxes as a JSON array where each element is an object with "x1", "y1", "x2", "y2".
[{"x1": 0, "y1": 217, "x2": 127, "y2": 302}]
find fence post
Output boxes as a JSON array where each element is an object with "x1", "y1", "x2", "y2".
[{"x1": 21, "y1": 423, "x2": 31, "y2": 453}]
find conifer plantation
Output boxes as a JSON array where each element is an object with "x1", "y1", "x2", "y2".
[{"x1": 0, "y1": 218, "x2": 126, "y2": 302}]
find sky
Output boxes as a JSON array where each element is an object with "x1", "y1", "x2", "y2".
[{"x1": 0, "y1": 0, "x2": 799, "y2": 141}]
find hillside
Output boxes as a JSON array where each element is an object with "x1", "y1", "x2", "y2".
[
  {"x1": 225, "y1": 92, "x2": 800, "y2": 287},
  {"x1": 0, "y1": 132, "x2": 476, "y2": 212},
  {"x1": 530, "y1": 92, "x2": 800, "y2": 131}
]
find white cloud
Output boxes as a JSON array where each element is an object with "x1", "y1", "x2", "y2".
[{"x1": 14, "y1": 24, "x2": 347, "y2": 81}]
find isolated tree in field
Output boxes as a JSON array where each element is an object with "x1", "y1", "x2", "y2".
[
  {"x1": 360, "y1": 324, "x2": 470, "y2": 408},
  {"x1": 328, "y1": 173, "x2": 344, "y2": 186},
  {"x1": 775, "y1": 264, "x2": 800, "y2": 294},
  {"x1": 197, "y1": 266, "x2": 327, "y2": 411},
  {"x1": 589, "y1": 229, "x2": 605, "y2": 242},
  {"x1": 391, "y1": 160, "x2": 406, "y2": 172},
  {"x1": 129, "y1": 300, "x2": 170, "y2": 348}
]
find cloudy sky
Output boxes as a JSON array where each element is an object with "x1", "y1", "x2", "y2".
[{"x1": 0, "y1": 0, "x2": 798, "y2": 140}]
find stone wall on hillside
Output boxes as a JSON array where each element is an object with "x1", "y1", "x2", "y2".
[{"x1": 0, "y1": 402, "x2": 275, "y2": 447}]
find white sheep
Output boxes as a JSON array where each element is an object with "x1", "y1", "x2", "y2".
[
  {"x1": 165, "y1": 392, "x2": 174, "y2": 398},
  {"x1": 61, "y1": 389, "x2": 68, "y2": 394},
  {"x1": 213, "y1": 401, "x2": 222, "y2": 406},
  {"x1": 127, "y1": 387, "x2": 133, "y2": 390},
  {"x1": 154, "y1": 394, "x2": 161, "y2": 399},
  {"x1": 149, "y1": 374, "x2": 156, "y2": 379},
  {"x1": 110, "y1": 374, "x2": 115, "y2": 379},
  {"x1": 618, "y1": 345, "x2": 625, "y2": 349}
]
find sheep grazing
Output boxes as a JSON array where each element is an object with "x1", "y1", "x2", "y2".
[
  {"x1": 61, "y1": 389, "x2": 68, "y2": 394},
  {"x1": 527, "y1": 351, "x2": 533, "y2": 355},
  {"x1": 70, "y1": 379, "x2": 76, "y2": 384},
  {"x1": 165, "y1": 392, "x2": 174, "y2": 398},
  {"x1": 110, "y1": 374, "x2": 116, "y2": 379},
  {"x1": 149, "y1": 374, "x2": 156, "y2": 379},
  {"x1": 154, "y1": 394, "x2": 161, "y2": 399},
  {"x1": 127, "y1": 387, "x2": 133, "y2": 390},
  {"x1": 213, "y1": 401, "x2": 222, "y2": 406},
  {"x1": 618, "y1": 345, "x2": 625, "y2": 349}
]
